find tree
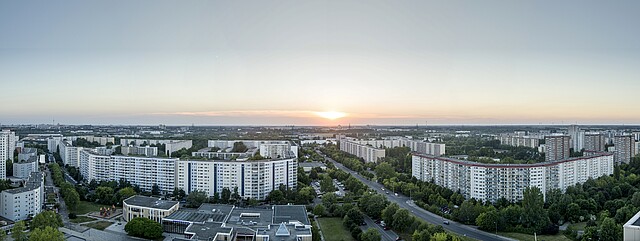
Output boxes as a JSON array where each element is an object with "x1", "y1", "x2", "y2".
[
  {"x1": 221, "y1": 187, "x2": 231, "y2": 204},
  {"x1": 476, "y1": 209, "x2": 501, "y2": 232},
  {"x1": 454, "y1": 200, "x2": 482, "y2": 224},
  {"x1": 186, "y1": 190, "x2": 208, "y2": 208},
  {"x1": 599, "y1": 217, "x2": 622, "y2": 241},
  {"x1": 232, "y1": 186, "x2": 241, "y2": 204},
  {"x1": 313, "y1": 204, "x2": 326, "y2": 216},
  {"x1": 0, "y1": 226, "x2": 5, "y2": 241},
  {"x1": 31, "y1": 211, "x2": 63, "y2": 230},
  {"x1": 118, "y1": 187, "x2": 136, "y2": 203},
  {"x1": 375, "y1": 162, "x2": 396, "y2": 181},
  {"x1": 11, "y1": 221, "x2": 27, "y2": 241},
  {"x1": 382, "y1": 203, "x2": 399, "y2": 225},
  {"x1": 360, "y1": 228, "x2": 381, "y2": 241},
  {"x1": 359, "y1": 193, "x2": 387, "y2": 219},
  {"x1": 28, "y1": 226, "x2": 64, "y2": 241},
  {"x1": 320, "y1": 175, "x2": 336, "y2": 193},
  {"x1": 522, "y1": 186, "x2": 549, "y2": 231},
  {"x1": 173, "y1": 188, "x2": 186, "y2": 200},
  {"x1": 321, "y1": 192, "x2": 338, "y2": 207},
  {"x1": 124, "y1": 217, "x2": 163, "y2": 239},
  {"x1": 95, "y1": 186, "x2": 115, "y2": 204},
  {"x1": 231, "y1": 142, "x2": 248, "y2": 152},
  {"x1": 63, "y1": 188, "x2": 80, "y2": 211},
  {"x1": 211, "y1": 192, "x2": 220, "y2": 203},
  {"x1": 267, "y1": 189, "x2": 285, "y2": 204},
  {"x1": 412, "y1": 229, "x2": 432, "y2": 241},
  {"x1": 296, "y1": 186, "x2": 316, "y2": 204},
  {"x1": 344, "y1": 208, "x2": 364, "y2": 226},
  {"x1": 151, "y1": 184, "x2": 161, "y2": 195},
  {"x1": 392, "y1": 209, "x2": 412, "y2": 231}
]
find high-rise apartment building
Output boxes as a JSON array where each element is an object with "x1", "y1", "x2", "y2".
[
  {"x1": 412, "y1": 153, "x2": 613, "y2": 203},
  {"x1": 176, "y1": 158, "x2": 297, "y2": 200},
  {"x1": 584, "y1": 133, "x2": 606, "y2": 152},
  {"x1": 0, "y1": 130, "x2": 17, "y2": 180},
  {"x1": 614, "y1": 135, "x2": 635, "y2": 164},
  {"x1": 499, "y1": 133, "x2": 540, "y2": 148},
  {"x1": 545, "y1": 135, "x2": 570, "y2": 162},
  {"x1": 0, "y1": 172, "x2": 44, "y2": 221},
  {"x1": 567, "y1": 125, "x2": 585, "y2": 151},
  {"x1": 80, "y1": 150, "x2": 177, "y2": 193}
]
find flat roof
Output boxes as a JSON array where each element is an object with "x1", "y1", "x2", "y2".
[
  {"x1": 185, "y1": 223, "x2": 232, "y2": 240},
  {"x1": 123, "y1": 195, "x2": 178, "y2": 210},
  {"x1": 227, "y1": 207, "x2": 274, "y2": 228},
  {"x1": 273, "y1": 205, "x2": 310, "y2": 225},
  {"x1": 413, "y1": 152, "x2": 613, "y2": 168},
  {"x1": 4, "y1": 172, "x2": 43, "y2": 194},
  {"x1": 163, "y1": 204, "x2": 233, "y2": 223}
]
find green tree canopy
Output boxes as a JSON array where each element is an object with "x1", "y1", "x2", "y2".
[
  {"x1": 11, "y1": 221, "x2": 27, "y2": 241},
  {"x1": 124, "y1": 217, "x2": 163, "y2": 239},
  {"x1": 31, "y1": 211, "x2": 63, "y2": 230},
  {"x1": 360, "y1": 228, "x2": 381, "y2": 241},
  {"x1": 186, "y1": 190, "x2": 208, "y2": 208},
  {"x1": 28, "y1": 226, "x2": 64, "y2": 241}
]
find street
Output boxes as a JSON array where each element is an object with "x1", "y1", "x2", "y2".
[{"x1": 318, "y1": 150, "x2": 515, "y2": 241}]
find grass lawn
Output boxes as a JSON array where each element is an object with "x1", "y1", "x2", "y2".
[
  {"x1": 498, "y1": 232, "x2": 571, "y2": 241},
  {"x1": 83, "y1": 221, "x2": 113, "y2": 230},
  {"x1": 317, "y1": 218, "x2": 355, "y2": 241},
  {"x1": 569, "y1": 222, "x2": 587, "y2": 231},
  {"x1": 75, "y1": 201, "x2": 107, "y2": 215},
  {"x1": 70, "y1": 216, "x2": 97, "y2": 223}
]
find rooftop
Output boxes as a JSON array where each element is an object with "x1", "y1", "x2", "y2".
[
  {"x1": 123, "y1": 195, "x2": 179, "y2": 210},
  {"x1": 273, "y1": 205, "x2": 310, "y2": 225},
  {"x1": 163, "y1": 204, "x2": 233, "y2": 223},
  {"x1": 4, "y1": 172, "x2": 43, "y2": 194}
]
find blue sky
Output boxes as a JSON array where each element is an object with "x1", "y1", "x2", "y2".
[{"x1": 1, "y1": 1, "x2": 639, "y2": 125}]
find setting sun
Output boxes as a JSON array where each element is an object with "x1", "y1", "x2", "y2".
[{"x1": 315, "y1": 111, "x2": 347, "y2": 120}]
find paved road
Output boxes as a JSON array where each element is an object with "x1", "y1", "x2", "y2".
[
  {"x1": 361, "y1": 215, "x2": 398, "y2": 241},
  {"x1": 318, "y1": 150, "x2": 515, "y2": 241}
]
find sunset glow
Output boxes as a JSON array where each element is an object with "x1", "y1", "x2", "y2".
[{"x1": 315, "y1": 111, "x2": 347, "y2": 120}]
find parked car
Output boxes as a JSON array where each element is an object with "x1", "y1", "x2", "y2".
[{"x1": 443, "y1": 221, "x2": 450, "y2": 225}]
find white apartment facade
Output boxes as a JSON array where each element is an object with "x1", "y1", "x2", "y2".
[
  {"x1": 498, "y1": 134, "x2": 540, "y2": 148},
  {"x1": 59, "y1": 141, "x2": 83, "y2": 167},
  {"x1": 0, "y1": 172, "x2": 44, "y2": 221},
  {"x1": 80, "y1": 150, "x2": 177, "y2": 193},
  {"x1": 0, "y1": 130, "x2": 18, "y2": 180},
  {"x1": 412, "y1": 153, "x2": 614, "y2": 203},
  {"x1": 339, "y1": 140, "x2": 386, "y2": 163},
  {"x1": 13, "y1": 157, "x2": 39, "y2": 179},
  {"x1": 176, "y1": 158, "x2": 297, "y2": 200},
  {"x1": 119, "y1": 139, "x2": 193, "y2": 157},
  {"x1": 207, "y1": 140, "x2": 299, "y2": 158}
]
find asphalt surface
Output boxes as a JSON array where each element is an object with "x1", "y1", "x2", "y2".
[
  {"x1": 318, "y1": 150, "x2": 515, "y2": 241},
  {"x1": 361, "y1": 215, "x2": 398, "y2": 241}
]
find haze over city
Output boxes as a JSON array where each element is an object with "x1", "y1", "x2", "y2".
[{"x1": 2, "y1": 0, "x2": 640, "y2": 125}]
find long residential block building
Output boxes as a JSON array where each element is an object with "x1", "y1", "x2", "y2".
[
  {"x1": 80, "y1": 150, "x2": 177, "y2": 193},
  {"x1": 81, "y1": 148, "x2": 298, "y2": 200},
  {"x1": 176, "y1": 158, "x2": 297, "y2": 200},
  {"x1": 339, "y1": 136, "x2": 445, "y2": 163},
  {"x1": 339, "y1": 140, "x2": 386, "y2": 163},
  {"x1": 412, "y1": 152, "x2": 614, "y2": 203},
  {"x1": 207, "y1": 140, "x2": 299, "y2": 158},
  {"x1": 498, "y1": 134, "x2": 540, "y2": 148},
  {"x1": 119, "y1": 139, "x2": 193, "y2": 157}
]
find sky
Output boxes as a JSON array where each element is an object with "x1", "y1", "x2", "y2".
[{"x1": 1, "y1": 1, "x2": 639, "y2": 126}]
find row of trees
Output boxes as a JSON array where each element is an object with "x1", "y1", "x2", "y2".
[{"x1": 310, "y1": 154, "x2": 464, "y2": 241}]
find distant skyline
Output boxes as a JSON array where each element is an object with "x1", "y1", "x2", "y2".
[{"x1": 2, "y1": 1, "x2": 640, "y2": 125}]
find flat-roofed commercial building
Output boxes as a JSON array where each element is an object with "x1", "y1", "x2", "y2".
[
  {"x1": 412, "y1": 152, "x2": 614, "y2": 203},
  {"x1": 123, "y1": 195, "x2": 179, "y2": 222}
]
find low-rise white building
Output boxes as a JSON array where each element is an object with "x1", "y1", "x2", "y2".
[
  {"x1": 119, "y1": 139, "x2": 193, "y2": 157},
  {"x1": 121, "y1": 146, "x2": 159, "y2": 157},
  {"x1": 0, "y1": 172, "x2": 44, "y2": 221},
  {"x1": 207, "y1": 140, "x2": 298, "y2": 158},
  {"x1": 412, "y1": 152, "x2": 614, "y2": 203}
]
